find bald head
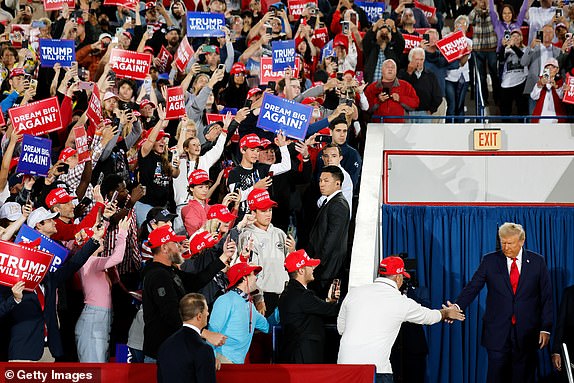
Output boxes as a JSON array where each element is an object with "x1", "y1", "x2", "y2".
[{"x1": 381, "y1": 59, "x2": 397, "y2": 82}]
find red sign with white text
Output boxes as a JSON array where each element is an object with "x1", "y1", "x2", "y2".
[
  {"x1": 86, "y1": 85, "x2": 102, "y2": 127},
  {"x1": 206, "y1": 114, "x2": 224, "y2": 124},
  {"x1": 563, "y1": 74, "x2": 574, "y2": 105},
  {"x1": 103, "y1": 0, "x2": 138, "y2": 11},
  {"x1": 414, "y1": 1, "x2": 436, "y2": 19},
  {"x1": 312, "y1": 27, "x2": 329, "y2": 50},
  {"x1": 435, "y1": 30, "x2": 470, "y2": 63},
  {"x1": 288, "y1": 0, "x2": 317, "y2": 20},
  {"x1": 175, "y1": 38, "x2": 194, "y2": 72},
  {"x1": 42, "y1": 0, "x2": 75, "y2": 11},
  {"x1": 403, "y1": 34, "x2": 422, "y2": 53},
  {"x1": 414, "y1": 28, "x2": 431, "y2": 35},
  {"x1": 109, "y1": 48, "x2": 152, "y2": 80},
  {"x1": 0, "y1": 240, "x2": 53, "y2": 291},
  {"x1": 74, "y1": 126, "x2": 90, "y2": 164},
  {"x1": 157, "y1": 46, "x2": 173, "y2": 73},
  {"x1": 260, "y1": 57, "x2": 300, "y2": 85},
  {"x1": 0, "y1": 107, "x2": 5, "y2": 127},
  {"x1": 9, "y1": 97, "x2": 63, "y2": 136},
  {"x1": 165, "y1": 86, "x2": 186, "y2": 120}
]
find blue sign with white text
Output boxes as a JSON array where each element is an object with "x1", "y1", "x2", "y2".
[
  {"x1": 272, "y1": 40, "x2": 295, "y2": 71},
  {"x1": 39, "y1": 39, "x2": 76, "y2": 67},
  {"x1": 321, "y1": 40, "x2": 334, "y2": 61},
  {"x1": 355, "y1": 2, "x2": 386, "y2": 23},
  {"x1": 256, "y1": 93, "x2": 313, "y2": 141},
  {"x1": 186, "y1": 12, "x2": 225, "y2": 37},
  {"x1": 15, "y1": 225, "x2": 70, "y2": 273},
  {"x1": 17, "y1": 134, "x2": 51, "y2": 177}
]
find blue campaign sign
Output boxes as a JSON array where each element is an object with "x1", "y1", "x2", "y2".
[
  {"x1": 271, "y1": 40, "x2": 295, "y2": 72},
  {"x1": 39, "y1": 39, "x2": 76, "y2": 67},
  {"x1": 17, "y1": 134, "x2": 51, "y2": 177},
  {"x1": 256, "y1": 93, "x2": 313, "y2": 141},
  {"x1": 321, "y1": 40, "x2": 334, "y2": 61},
  {"x1": 15, "y1": 225, "x2": 70, "y2": 273},
  {"x1": 186, "y1": 12, "x2": 225, "y2": 37},
  {"x1": 355, "y1": 2, "x2": 386, "y2": 23}
]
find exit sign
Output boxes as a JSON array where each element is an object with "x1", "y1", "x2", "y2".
[{"x1": 473, "y1": 129, "x2": 501, "y2": 150}]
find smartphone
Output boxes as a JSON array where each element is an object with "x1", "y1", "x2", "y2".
[
  {"x1": 108, "y1": 71, "x2": 117, "y2": 82},
  {"x1": 405, "y1": 2, "x2": 415, "y2": 8},
  {"x1": 345, "y1": 98, "x2": 354, "y2": 107},
  {"x1": 556, "y1": 8, "x2": 563, "y2": 17},
  {"x1": 268, "y1": 171, "x2": 274, "y2": 177},
  {"x1": 504, "y1": 30, "x2": 510, "y2": 40},
  {"x1": 79, "y1": 81, "x2": 95, "y2": 91},
  {"x1": 537, "y1": 30, "x2": 543, "y2": 41},
  {"x1": 58, "y1": 163, "x2": 70, "y2": 173},
  {"x1": 110, "y1": 190, "x2": 119, "y2": 204},
  {"x1": 341, "y1": 21, "x2": 350, "y2": 35},
  {"x1": 315, "y1": 135, "x2": 332, "y2": 143},
  {"x1": 337, "y1": 72, "x2": 343, "y2": 81},
  {"x1": 170, "y1": 149, "x2": 180, "y2": 168},
  {"x1": 266, "y1": 26, "x2": 273, "y2": 35},
  {"x1": 244, "y1": 99, "x2": 252, "y2": 108},
  {"x1": 423, "y1": 33, "x2": 430, "y2": 42},
  {"x1": 79, "y1": 197, "x2": 92, "y2": 206},
  {"x1": 566, "y1": 32, "x2": 573, "y2": 40},
  {"x1": 116, "y1": 27, "x2": 124, "y2": 36},
  {"x1": 309, "y1": 15, "x2": 317, "y2": 27},
  {"x1": 383, "y1": 12, "x2": 390, "y2": 20},
  {"x1": 29, "y1": 79, "x2": 38, "y2": 91},
  {"x1": 217, "y1": 63, "x2": 225, "y2": 71},
  {"x1": 147, "y1": 25, "x2": 155, "y2": 35},
  {"x1": 356, "y1": 71, "x2": 364, "y2": 83},
  {"x1": 31, "y1": 21, "x2": 46, "y2": 28},
  {"x1": 126, "y1": 16, "x2": 132, "y2": 24},
  {"x1": 268, "y1": 80, "x2": 276, "y2": 91},
  {"x1": 331, "y1": 279, "x2": 340, "y2": 300},
  {"x1": 349, "y1": 12, "x2": 357, "y2": 25}
]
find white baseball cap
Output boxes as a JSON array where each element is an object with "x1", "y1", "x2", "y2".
[
  {"x1": 27, "y1": 207, "x2": 59, "y2": 229},
  {"x1": 0, "y1": 202, "x2": 21, "y2": 221}
]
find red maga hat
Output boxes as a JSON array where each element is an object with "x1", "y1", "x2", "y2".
[{"x1": 284, "y1": 249, "x2": 320, "y2": 272}]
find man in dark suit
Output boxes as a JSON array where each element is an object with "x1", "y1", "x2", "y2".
[
  {"x1": 157, "y1": 293, "x2": 216, "y2": 383},
  {"x1": 453, "y1": 222, "x2": 553, "y2": 383},
  {"x1": 278, "y1": 249, "x2": 340, "y2": 363},
  {"x1": 306, "y1": 166, "x2": 350, "y2": 296},
  {"x1": 552, "y1": 285, "x2": 574, "y2": 378}
]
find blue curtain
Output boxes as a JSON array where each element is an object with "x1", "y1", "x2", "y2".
[{"x1": 381, "y1": 205, "x2": 574, "y2": 383}]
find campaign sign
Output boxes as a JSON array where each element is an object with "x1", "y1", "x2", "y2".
[
  {"x1": 256, "y1": 93, "x2": 312, "y2": 140},
  {"x1": 186, "y1": 12, "x2": 225, "y2": 37},
  {"x1": 165, "y1": 87, "x2": 186, "y2": 120},
  {"x1": 206, "y1": 113, "x2": 225, "y2": 124},
  {"x1": 403, "y1": 34, "x2": 422, "y2": 53},
  {"x1": 157, "y1": 45, "x2": 173, "y2": 73},
  {"x1": 175, "y1": 38, "x2": 194, "y2": 72},
  {"x1": 414, "y1": 1, "x2": 436, "y2": 19},
  {"x1": 435, "y1": 30, "x2": 470, "y2": 63},
  {"x1": 260, "y1": 57, "x2": 300, "y2": 85},
  {"x1": 15, "y1": 225, "x2": 70, "y2": 273},
  {"x1": 0, "y1": 106, "x2": 5, "y2": 127},
  {"x1": 109, "y1": 48, "x2": 152, "y2": 81},
  {"x1": 42, "y1": 0, "x2": 74, "y2": 11},
  {"x1": 414, "y1": 28, "x2": 431, "y2": 35},
  {"x1": 355, "y1": 1, "x2": 386, "y2": 23},
  {"x1": 74, "y1": 126, "x2": 90, "y2": 164},
  {"x1": 321, "y1": 40, "x2": 334, "y2": 61},
  {"x1": 0, "y1": 240, "x2": 53, "y2": 291},
  {"x1": 10, "y1": 97, "x2": 63, "y2": 136},
  {"x1": 103, "y1": 0, "x2": 138, "y2": 10},
  {"x1": 563, "y1": 74, "x2": 574, "y2": 105},
  {"x1": 272, "y1": 40, "x2": 295, "y2": 72},
  {"x1": 39, "y1": 39, "x2": 75, "y2": 68},
  {"x1": 86, "y1": 85, "x2": 103, "y2": 127},
  {"x1": 288, "y1": 0, "x2": 317, "y2": 20},
  {"x1": 312, "y1": 27, "x2": 329, "y2": 50},
  {"x1": 17, "y1": 135, "x2": 51, "y2": 177}
]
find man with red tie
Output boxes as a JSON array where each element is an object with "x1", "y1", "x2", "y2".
[{"x1": 453, "y1": 222, "x2": 553, "y2": 383}]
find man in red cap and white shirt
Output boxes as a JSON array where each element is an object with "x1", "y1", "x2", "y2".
[
  {"x1": 227, "y1": 132, "x2": 290, "y2": 221},
  {"x1": 337, "y1": 256, "x2": 465, "y2": 383},
  {"x1": 278, "y1": 249, "x2": 340, "y2": 364},
  {"x1": 208, "y1": 262, "x2": 270, "y2": 364}
]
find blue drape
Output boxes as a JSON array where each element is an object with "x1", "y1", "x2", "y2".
[{"x1": 382, "y1": 205, "x2": 574, "y2": 383}]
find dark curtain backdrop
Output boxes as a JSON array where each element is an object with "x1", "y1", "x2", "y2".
[{"x1": 382, "y1": 205, "x2": 574, "y2": 383}]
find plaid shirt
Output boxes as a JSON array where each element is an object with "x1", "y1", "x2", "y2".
[
  {"x1": 468, "y1": 8, "x2": 498, "y2": 51},
  {"x1": 103, "y1": 209, "x2": 142, "y2": 275}
]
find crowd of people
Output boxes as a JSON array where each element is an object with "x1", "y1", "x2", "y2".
[{"x1": 0, "y1": 0, "x2": 572, "y2": 381}]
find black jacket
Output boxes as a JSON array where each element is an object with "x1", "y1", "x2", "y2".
[
  {"x1": 398, "y1": 68, "x2": 443, "y2": 113},
  {"x1": 363, "y1": 28, "x2": 405, "y2": 84},
  {"x1": 553, "y1": 285, "x2": 574, "y2": 355}
]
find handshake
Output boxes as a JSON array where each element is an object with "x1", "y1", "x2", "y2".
[{"x1": 439, "y1": 300, "x2": 465, "y2": 323}]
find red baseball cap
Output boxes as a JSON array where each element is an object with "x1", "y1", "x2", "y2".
[
  {"x1": 184, "y1": 230, "x2": 218, "y2": 258},
  {"x1": 230, "y1": 62, "x2": 248, "y2": 75},
  {"x1": 227, "y1": 262, "x2": 262, "y2": 290},
  {"x1": 240, "y1": 133, "x2": 262, "y2": 149},
  {"x1": 284, "y1": 249, "x2": 320, "y2": 272},
  {"x1": 147, "y1": 225, "x2": 186, "y2": 249},
  {"x1": 10, "y1": 68, "x2": 25, "y2": 79},
  {"x1": 139, "y1": 99, "x2": 156, "y2": 109},
  {"x1": 247, "y1": 188, "x2": 277, "y2": 210},
  {"x1": 260, "y1": 138, "x2": 273, "y2": 149},
  {"x1": 301, "y1": 97, "x2": 324, "y2": 105},
  {"x1": 247, "y1": 87, "x2": 263, "y2": 99},
  {"x1": 207, "y1": 204, "x2": 237, "y2": 223},
  {"x1": 188, "y1": 169, "x2": 212, "y2": 186},
  {"x1": 58, "y1": 147, "x2": 77, "y2": 162},
  {"x1": 378, "y1": 256, "x2": 411, "y2": 278},
  {"x1": 46, "y1": 188, "x2": 74, "y2": 208},
  {"x1": 143, "y1": 129, "x2": 170, "y2": 142}
]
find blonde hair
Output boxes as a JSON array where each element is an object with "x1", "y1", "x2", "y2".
[{"x1": 498, "y1": 222, "x2": 525, "y2": 241}]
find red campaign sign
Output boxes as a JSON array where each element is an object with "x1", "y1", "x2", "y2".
[
  {"x1": 403, "y1": 34, "x2": 422, "y2": 54},
  {"x1": 563, "y1": 74, "x2": 574, "y2": 105},
  {"x1": 74, "y1": 126, "x2": 90, "y2": 164},
  {"x1": 260, "y1": 57, "x2": 300, "y2": 85},
  {"x1": 42, "y1": 0, "x2": 75, "y2": 11},
  {"x1": 0, "y1": 106, "x2": 5, "y2": 127},
  {"x1": 206, "y1": 114, "x2": 224, "y2": 124},
  {"x1": 165, "y1": 86, "x2": 186, "y2": 120},
  {"x1": 9, "y1": 97, "x2": 63, "y2": 136},
  {"x1": 414, "y1": 1, "x2": 436, "y2": 19},
  {"x1": 103, "y1": 0, "x2": 138, "y2": 10},
  {"x1": 414, "y1": 28, "x2": 431, "y2": 35},
  {"x1": 109, "y1": 48, "x2": 152, "y2": 81},
  {"x1": 0, "y1": 240, "x2": 53, "y2": 291},
  {"x1": 288, "y1": 0, "x2": 317, "y2": 20},
  {"x1": 435, "y1": 30, "x2": 470, "y2": 63},
  {"x1": 157, "y1": 46, "x2": 173, "y2": 73},
  {"x1": 86, "y1": 84, "x2": 102, "y2": 127},
  {"x1": 175, "y1": 38, "x2": 194, "y2": 72},
  {"x1": 312, "y1": 27, "x2": 330, "y2": 50}
]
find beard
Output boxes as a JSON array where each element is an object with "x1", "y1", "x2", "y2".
[{"x1": 169, "y1": 250, "x2": 183, "y2": 265}]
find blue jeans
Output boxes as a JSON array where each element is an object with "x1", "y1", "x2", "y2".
[
  {"x1": 474, "y1": 51, "x2": 500, "y2": 105},
  {"x1": 75, "y1": 305, "x2": 113, "y2": 362},
  {"x1": 375, "y1": 373, "x2": 394, "y2": 383},
  {"x1": 445, "y1": 79, "x2": 469, "y2": 123},
  {"x1": 408, "y1": 110, "x2": 430, "y2": 124},
  {"x1": 134, "y1": 201, "x2": 153, "y2": 227}
]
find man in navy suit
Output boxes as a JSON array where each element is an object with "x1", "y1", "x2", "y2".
[
  {"x1": 157, "y1": 293, "x2": 216, "y2": 383},
  {"x1": 453, "y1": 222, "x2": 553, "y2": 383}
]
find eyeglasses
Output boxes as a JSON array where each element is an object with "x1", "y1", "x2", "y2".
[{"x1": 234, "y1": 72, "x2": 245, "y2": 77}]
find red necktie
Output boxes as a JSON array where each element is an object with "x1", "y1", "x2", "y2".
[
  {"x1": 510, "y1": 258, "x2": 519, "y2": 324},
  {"x1": 35, "y1": 286, "x2": 48, "y2": 338}
]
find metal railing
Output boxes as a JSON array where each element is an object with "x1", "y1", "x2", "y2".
[{"x1": 372, "y1": 115, "x2": 574, "y2": 123}]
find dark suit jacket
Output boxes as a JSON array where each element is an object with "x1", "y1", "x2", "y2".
[
  {"x1": 0, "y1": 239, "x2": 98, "y2": 360},
  {"x1": 306, "y1": 191, "x2": 350, "y2": 282},
  {"x1": 277, "y1": 279, "x2": 340, "y2": 363},
  {"x1": 157, "y1": 326, "x2": 216, "y2": 383},
  {"x1": 552, "y1": 285, "x2": 574, "y2": 355},
  {"x1": 455, "y1": 249, "x2": 553, "y2": 351}
]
